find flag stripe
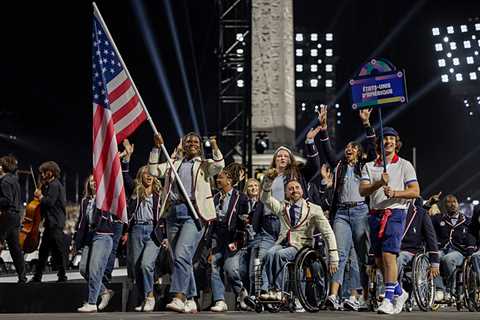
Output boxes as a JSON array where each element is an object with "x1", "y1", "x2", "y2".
[{"x1": 92, "y1": 13, "x2": 147, "y2": 224}]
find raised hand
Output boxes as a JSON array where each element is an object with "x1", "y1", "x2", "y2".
[
  {"x1": 122, "y1": 139, "x2": 134, "y2": 161},
  {"x1": 359, "y1": 108, "x2": 372, "y2": 125},
  {"x1": 154, "y1": 133, "x2": 164, "y2": 148},
  {"x1": 318, "y1": 104, "x2": 328, "y2": 130},
  {"x1": 265, "y1": 168, "x2": 278, "y2": 180},
  {"x1": 320, "y1": 164, "x2": 332, "y2": 180},
  {"x1": 427, "y1": 191, "x2": 442, "y2": 205},
  {"x1": 209, "y1": 136, "x2": 218, "y2": 151}
]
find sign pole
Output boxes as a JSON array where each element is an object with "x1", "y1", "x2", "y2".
[{"x1": 378, "y1": 107, "x2": 387, "y2": 172}]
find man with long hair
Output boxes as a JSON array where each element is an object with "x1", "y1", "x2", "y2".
[
  {"x1": 360, "y1": 127, "x2": 420, "y2": 314},
  {"x1": 31, "y1": 161, "x2": 68, "y2": 282},
  {"x1": 0, "y1": 155, "x2": 26, "y2": 283}
]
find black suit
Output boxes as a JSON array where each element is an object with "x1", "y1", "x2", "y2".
[
  {"x1": 0, "y1": 172, "x2": 26, "y2": 282},
  {"x1": 34, "y1": 178, "x2": 68, "y2": 280}
]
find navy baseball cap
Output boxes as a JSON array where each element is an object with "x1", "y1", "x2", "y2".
[{"x1": 383, "y1": 127, "x2": 399, "y2": 137}]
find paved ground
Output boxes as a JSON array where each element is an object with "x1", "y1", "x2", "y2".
[{"x1": 0, "y1": 310, "x2": 478, "y2": 320}]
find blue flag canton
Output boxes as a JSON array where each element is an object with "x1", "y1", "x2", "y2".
[{"x1": 92, "y1": 16, "x2": 123, "y2": 107}]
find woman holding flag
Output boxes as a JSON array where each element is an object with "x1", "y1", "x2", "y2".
[{"x1": 149, "y1": 132, "x2": 225, "y2": 313}]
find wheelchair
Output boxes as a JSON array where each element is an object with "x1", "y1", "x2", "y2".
[
  {"x1": 367, "y1": 252, "x2": 435, "y2": 312},
  {"x1": 432, "y1": 256, "x2": 480, "y2": 312},
  {"x1": 252, "y1": 245, "x2": 329, "y2": 313}
]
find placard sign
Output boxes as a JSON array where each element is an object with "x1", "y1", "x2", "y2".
[{"x1": 350, "y1": 70, "x2": 408, "y2": 110}]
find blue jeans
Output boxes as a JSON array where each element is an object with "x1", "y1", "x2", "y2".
[
  {"x1": 341, "y1": 247, "x2": 361, "y2": 298},
  {"x1": 434, "y1": 249, "x2": 465, "y2": 291},
  {"x1": 211, "y1": 247, "x2": 248, "y2": 301},
  {"x1": 249, "y1": 234, "x2": 276, "y2": 294},
  {"x1": 397, "y1": 251, "x2": 415, "y2": 282},
  {"x1": 127, "y1": 224, "x2": 161, "y2": 298},
  {"x1": 167, "y1": 204, "x2": 205, "y2": 298},
  {"x1": 261, "y1": 245, "x2": 298, "y2": 291},
  {"x1": 103, "y1": 221, "x2": 123, "y2": 285},
  {"x1": 332, "y1": 204, "x2": 370, "y2": 290},
  {"x1": 79, "y1": 233, "x2": 113, "y2": 304}
]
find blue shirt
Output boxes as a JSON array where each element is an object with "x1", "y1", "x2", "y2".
[
  {"x1": 216, "y1": 190, "x2": 233, "y2": 223},
  {"x1": 136, "y1": 194, "x2": 154, "y2": 223},
  {"x1": 172, "y1": 158, "x2": 198, "y2": 201},
  {"x1": 339, "y1": 165, "x2": 365, "y2": 203}
]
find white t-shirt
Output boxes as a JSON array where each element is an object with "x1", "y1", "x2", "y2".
[{"x1": 361, "y1": 155, "x2": 417, "y2": 210}]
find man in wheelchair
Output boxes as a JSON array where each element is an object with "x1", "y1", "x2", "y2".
[
  {"x1": 258, "y1": 168, "x2": 339, "y2": 301},
  {"x1": 469, "y1": 204, "x2": 480, "y2": 273},
  {"x1": 398, "y1": 198, "x2": 440, "y2": 283},
  {"x1": 431, "y1": 194, "x2": 476, "y2": 302}
]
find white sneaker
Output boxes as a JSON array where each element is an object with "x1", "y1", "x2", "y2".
[
  {"x1": 98, "y1": 289, "x2": 114, "y2": 311},
  {"x1": 260, "y1": 291, "x2": 272, "y2": 300},
  {"x1": 377, "y1": 299, "x2": 395, "y2": 314},
  {"x1": 295, "y1": 298, "x2": 305, "y2": 312},
  {"x1": 184, "y1": 299, "x2": 198, "y2": 313},
  {"x1": 393, "y1": 289, "x2": 408, "y2": 314},
  {"x1": 237, "y1": 288, "x2": 249, "y2": 310},
  {"x1": 211, "y1": 300, "x2": 228, "y2": 312},
  {"x1": 434, "y1": 290, "x2": 444, "y2": 302},
  {"x1": 134, "y1": 303, "x2": 144, "y2": 312},
  {"x1": 358, "y1": 296, "x2": 368, "y2": 311},
  {"x1": 273, "y1": 291, "x2": 283, "y2": 301},
  {"x1": 77, "y1": 303, "x2": 97, "y2": 313},
  {"x1": 343, "y1": 296, "x2": 359, "y2": 311},
  {"x1": 166, "y1": 298, "x2": 185, "y2": 313},
  {"x1": 143, "y1": 297, "x2": 155, "y2": 312}
]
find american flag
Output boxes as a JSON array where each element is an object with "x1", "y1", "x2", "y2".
[{"x1": 92, "y1": 12, "x2": 147, "y2": 222}]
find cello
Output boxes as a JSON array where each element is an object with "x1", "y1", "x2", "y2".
[{"x1": 19, "y1": 167, "x2": 42, "y2": 253}]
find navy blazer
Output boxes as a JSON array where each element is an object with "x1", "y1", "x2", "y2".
[
  {"x1": 432, "y1": 213, "x2": 477, "y2": 256},
  {"x1": 210, "y1": 188, "x2": 249, "y2": 248}
]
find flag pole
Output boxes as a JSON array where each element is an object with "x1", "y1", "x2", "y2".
[{"x1": 92, "y1": 2, "x2": 200, "y2": 222}]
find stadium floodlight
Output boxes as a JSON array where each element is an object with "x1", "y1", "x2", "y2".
[
  {"x1": 326, "y1": 33, "x2": 333, "y2": 41},
  {"x1": 325, "y1": 79, "x2": 333, "y2": 87},
  {"x1": 237, "y1": 66, "x2": 244, "y2": 72},
  {"x1": 296, "y1": 79, "x2": 303, "y2": 87},
  {"x1": 317, "y1": 43, "x2": 322, "y2": 49},
  {"x1": 310, "y1": 79, "x2": 318, "y2": 87},
  {"x1": 236, "y1": 33, "x2": 244, "y2": 41},
  {"x1": 296, "y1": 64, "x2": 303, "y2": 72},
  {"x1": 310, "y1": 33, "x2": 318, "y2": 41},
  {"x1": 433, "y1": 21, "x2": 480, "y2": 85},
  {"x1": 326, "y1": 49, "x2": 333, "y2": 56},
  {"x1": 325, "y1": 64, "x2": 333, "y2": 72},
  {"x1": 237, "y1": 79, "x2": 244, "y2": 87},
  {"x1": 310, "y1": 64, "x2": 318, "y2": 72},
  {"x1": 295, "y1": 33, "x2": 304, "y2": 41},
  {"x1": 236, "y1": 48, "x2": 244, "y2": 54},
  {"x1": 310, "y1": 49, "x2": 318, "y2": 57},
  {"x1": 296, "y1": 49, "x2": 303, "y2": 56}
]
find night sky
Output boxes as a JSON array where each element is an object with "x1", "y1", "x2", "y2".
[{"x1": 1, "y1": 0, "x2": 479, "y2": 202}]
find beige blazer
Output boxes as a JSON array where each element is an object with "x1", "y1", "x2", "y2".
[
  {"x1": 148, "y1": 148, "x2": 225, "y2": 221},
  {"x1": 261, "y1": 188, "x2": 339, "y2": 265}
]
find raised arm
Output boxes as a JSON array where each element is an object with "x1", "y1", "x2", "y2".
[
  {"x1": 204, "y1": 136, "x2": 225, "y2": 178},
  {"x1": 317, "y1": 105, "x2": 338, "y2": 167},
  {"x1": 260, "y1": 169, "x2": 283, "y2": 216},
  {"x1": 359, "y1": 109, "x2": 377, "y2": 162}
]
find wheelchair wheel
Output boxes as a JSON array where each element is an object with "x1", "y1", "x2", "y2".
[
  {"x1": 464, "y1": 257, "x2": 480, "y2": 312},
  {"x1": 412, "y1": 253, "x2": 435, "y2": 312},
  {"x1": 294, "y1": 247, "x2": 328, "y2": 312}
]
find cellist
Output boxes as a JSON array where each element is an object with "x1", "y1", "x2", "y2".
[
  {"x1": 30, "y1": 161, "x2": 68, "y2": 283},
  {"x1": 0, "y1": 155, "x2": 26, "y2": 283}
]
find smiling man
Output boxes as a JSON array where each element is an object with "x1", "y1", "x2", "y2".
[{"x1": 359, "y1": 127, "x2": 419, "y2": 314}]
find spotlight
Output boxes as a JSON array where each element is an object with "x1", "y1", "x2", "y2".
[
  {"x1": 438, "y1": 59, "x2": 446, "y2": 67},
  {"x1": 325, "y1": 33, "x2": 333, "y2": 41},
  {"x1": 296, "y1": 79, "x2": 303, "y2": 87},
  {"x1": 203, "y1": 138, "x2": 211, "y2": 148},
  {"x1": 310, "y1": 64, "x2": 318, "y2": 72},
  {"x1": 310, "y1": 33, "x2": 318, "y2": 41},
  {"x1": 255, "y1": 132, "x2": 269, "y2": 154},
  {"x1": 432, "y1": 27, "x2": 440, "y2": 36},
  {"x1": 325, "y1": 49, "x2": 333, "y2": 56},
  {"x1": 310, "y1": 79, "x2": 318, "y2": 87},
  {"x1": 435, "y1": 43, "x2": 443, "y2": 51},
  {"x1": 310, "y1": 49, "x2": 318, "y2": 57},
  {"x1": 237, "y1": 79, "x2": 244, "y2": 87},
  {"x1": 296, "y1": 49, "x2": 303, "y2": 57},
  {"x1": 441, "y1": 74, "x2": 449, "y2": 82},
  {"x1": 295, "y1": 33, "x2": 304, "y2": 42},
  {"x1": 325, "y1": 79, "x2": 333, "y2": 87},
  {"x1": 296, "y1": 64, "x2": 303, "y2": 72}
]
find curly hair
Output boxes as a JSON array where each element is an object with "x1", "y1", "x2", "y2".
[
  {"x1": 83, "y1": 175, "x2": 95, "y2": 199},
  {"x1": 39, "y1": 161, "x2": 61, "y2": 178},
  {"x1": 243, "y1": 178, "x2": 261, "y2": 195},
  {"x1": 0, "y1": 155, "x2": 18, "y2": 173},
  {"x1": 133, "y1": 165, "x2": 162, "y2": 201},
  {"x1": 222, "y1": 162, "x2": 245, "y2": 186}
]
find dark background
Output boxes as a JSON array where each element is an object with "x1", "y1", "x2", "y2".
[{"x1": 0, "y1": 0, "x2": 479, "y2": 202}]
